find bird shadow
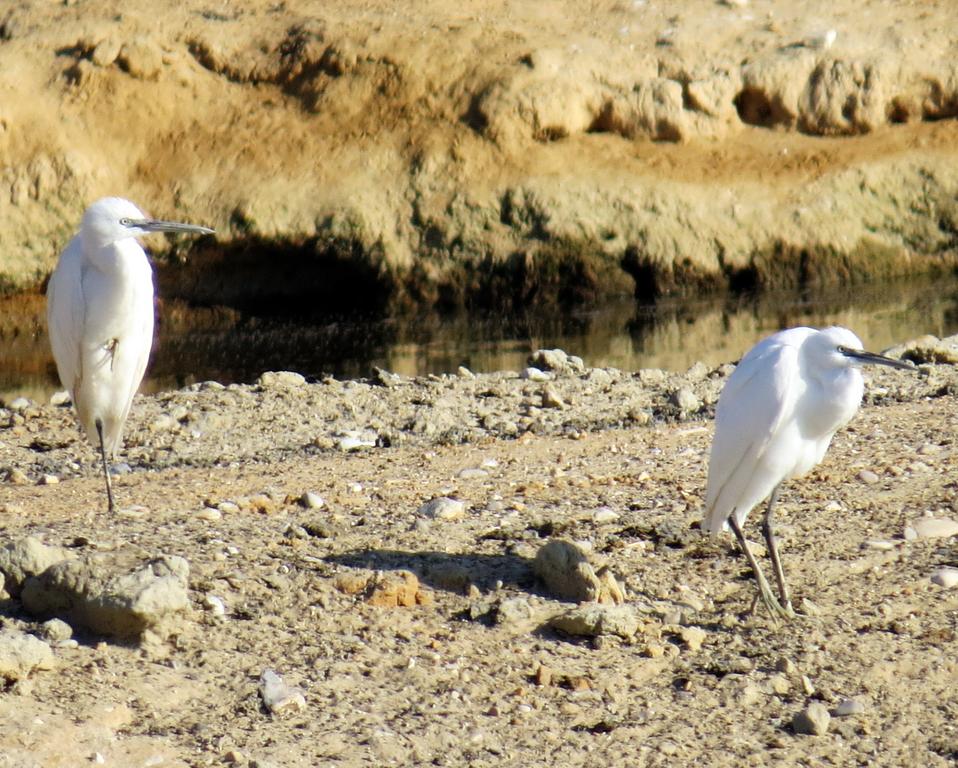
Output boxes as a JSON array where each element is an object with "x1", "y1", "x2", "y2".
[{"x1": 323, "y1": 548, "x2": 537, "y2": 595}]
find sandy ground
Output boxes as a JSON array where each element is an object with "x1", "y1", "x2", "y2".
[{"x1": 1, "y1": 351, "x2": 957, "y2": 766}]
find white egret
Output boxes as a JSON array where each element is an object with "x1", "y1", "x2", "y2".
[
  {"x1": 46, "y1": 197, "x2": 214, "y2": 512},
  {"x1": 703, "y1": 326, "x2": 913, "y2": 619}
]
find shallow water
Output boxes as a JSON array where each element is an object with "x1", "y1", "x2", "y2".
[{"x1": 3, "y1": 274, "x2": 957, "y2": 403}]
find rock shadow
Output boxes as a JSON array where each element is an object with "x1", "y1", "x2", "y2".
[{"x1": 324, "y1": 548, "x2": 536, "y2": 594}]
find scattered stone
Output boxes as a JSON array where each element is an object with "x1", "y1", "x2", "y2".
[
  {"x1": 337, "y1": 432, "x2": 376, "y2": 452},
  {"x1": 671, "y1": 387, "x2": 700, "y2": 412},
  {"x1": 20, "y1": 553, "x2": 191, "y2": 639},
  {"x1": 418, "y1": 496, "x2": 466, "y2": 521},
  {"x1": 534, "y1": 664, "x2": 554, "y2": 687},
  {"x1": 792, "y1": 702, "x2": 831, "y2": 736},
  {"x1": 364, "y1": 571, "x2": 432, "y2": 607},
  {"x1": 259, "y1": 669, "x2": 306, "y2": 716},
  {"x1": 857, "y1": 469, "x2": 879, "y2": 484},
  {"x1": 38, "y1": 618, "x2": 72, "y2": 643},
  {"x1": 550, "y1": 604, "x2": 641, "y2": 639},
  {"x1": 4, "y1": 468, "x2": 29, "y2": 485},
  {"x1": 333, "y1": 572, "x2": 371, "y2": 595},
  {"x1": 457, "y1": 467, "x2": 489, "y2": 480},
  {"x1": 904, "y1": 517, "x2": 958, "y2": 540},
  {"x1": 300, "y1": 491, "x2": 325, "y2": 509},
  {"x1": 864, "y1": 540, "x2": 896, "y2": 551},
  {"x1": 678, "y1": 626, "x2": 707, "y2": 652},
  {"x1": 0, "y1": 630, "x2": 55, "y2": 682},
  {"x1": 769, "y1": 674, "x2": 790, "y2": 695},
  {"x1": 832, "y1": 698, "x2": 865, "y2": 717},
  {"x1": 494, "y1": 597, "x2": 535, "y2": 626},
  {"x1": 203, "y1": 595, "x2": 227, "y2": 617},
  {"x1": 775, "y1": 656, "x2": 797, "y2": 675},
  {"x1": 0, "y1": 536, "x2": 75, "y2": 596},
  {"x1": 540, "y1": 385, "x2": 566, "y2": 409},
  {"x1": 457, "y1": 366, "x2": 475, "y2": 379},
  {"x1": 90, "y1": 37, "x2": 121, "y2": 67},
  {"x1": 217, "y1": 501, "x2": 241, "y2": 514},
  {"x1": 930, "y1": 567, "x2": 958, "y2": 588},
  {"x1": 592, "y1": 507, "x2": 619, "y2": 524},
  {"x1": 50, "y1": 390, "x2": 71, "y2": 406},
  {"x1": 894, "y1": 335, "x2": 958, "y2": 365},
  {"x1": 8, "y1": 396, "x2": 31, "y2": 412},
  {"x1": 533, "y1": 539, "x2": 625, "y2": 604},
  {"x1": 117, "y1": 38, "x2": 163, "y2": 79},
  {"x1": 528, "y1": 349, "x2": 584, "y2": 374},
  {"x1": 520, "y1": 367, "x2": 552, "y2": 382},
  {"x1": 257, "y1": 371, "x2": 306, "y2": 388}
]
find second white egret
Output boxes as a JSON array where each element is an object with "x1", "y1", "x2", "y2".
[
  {"x1": 702, "y1": 326, "x2": 913, "y2": 619},
  {"x1": 46, "y1": 197, "x2": 214, "y2": 512}
]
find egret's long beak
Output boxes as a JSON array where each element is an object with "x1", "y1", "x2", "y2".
[
  {"x1": 128, "y1": 218, "x2": 215, "y2": 236},
  {"x1": 839, "y1": 346, "x2": 914, "y2": 370}
]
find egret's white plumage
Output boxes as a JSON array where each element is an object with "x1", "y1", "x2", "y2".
[
  {"x1": 703, "y1": 325, "x2": 913, "y2": 618},
  {"x1": 46, "y1": 197, "x2": 213, "y2": 511}
]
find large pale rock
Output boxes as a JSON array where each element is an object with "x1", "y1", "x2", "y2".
[
  {"x1": 0, "y1": 630, "x2": 55, "y2": 682},
  {"x1": 549, "y1": 604, "x2": 641, "y2": 638},
  {"x1": 0, "y1": 537, "x2": 75, "y2": 597},
  {"x1": 533, "y1": 539, "x2": 625, "y2": 604},
  {"x1": 21, "y1": 553, "x2": 190, "y2": 639}
]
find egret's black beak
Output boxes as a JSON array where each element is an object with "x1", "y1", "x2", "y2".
[{"x1": 838, "y1": 346, "x2": 914, "y2": 370}]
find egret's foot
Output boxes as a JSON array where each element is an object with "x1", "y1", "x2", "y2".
[{"x1": 751, "y1": 576, "x2": 796, "y2": 621}]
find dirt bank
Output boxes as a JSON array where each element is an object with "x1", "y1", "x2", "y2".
[{"x1": 0, "y1": 1, "x2": 956, "y2": 310}]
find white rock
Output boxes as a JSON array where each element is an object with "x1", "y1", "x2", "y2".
[
  {"x1": 521, "y1": 367, "x2": 552, "y2": 382},
  {"x1": 8, "y1": 397, "x2": 31, "y2": 412},
  {"x1": 257, "y1": 371, "x2": 306, "y2": 388},
  {"x1": 592, "y1": 507, "x2": 619, "y2": 524},
  {"x1": 930, "y1": 567, "x2": 958, "y2": 588},
  {"x1": 418, "y1": 497, "x2": 466, "y2": 521},
  {"x1": 259, "y1": 669, "x2": 306, "y2": 715},
  {"x1": 203, "y1": 594, "x2": 227, "y2": 616},
  {"x1": 857, "y1": 469, "x2": 879, "y2": 484},
  {"x1": 50, "y1": 390, "x2": 71, "y2": 406},
  {"x1": 833, "y1": 698, "x2": 865, "y2": 717},
  {"x1": 906, "y1": 518, "x2": 958, "y2": 540},
  {"x1": 457, "y1": 467, "x2": 489, "y2": 480},
  {"x1": 300, "y1": 491, "x2": 325, "y2": 509},
  {"x1": 864, "y1": 539, "x2": 895, "y2": 551}
]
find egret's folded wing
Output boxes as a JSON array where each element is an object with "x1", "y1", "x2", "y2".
[
  {"x1": 45, "y1": 236, "x2": 85, "y2": 396},
  {"x1": 702, "y1": 331, "x2": 807, "y2": 533}
]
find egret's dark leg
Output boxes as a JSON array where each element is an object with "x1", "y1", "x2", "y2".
[
  {"x1": 728, "y1": 513, "x2": 790, "y2": 620},
  {"x1": 95, "y1": 419, "x2": 115, "y2": 513},
  {"x1": 761, "y1": 484, "x2": 795, "y2": 617}
]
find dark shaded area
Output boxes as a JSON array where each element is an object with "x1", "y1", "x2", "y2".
[{"x1": 323, "y1": 549, "x2": 536, "y2": 594}]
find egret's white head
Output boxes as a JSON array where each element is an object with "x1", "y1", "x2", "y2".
[
  {"x1": 815, "y1": 326, "x2": 912, "y2": 371},
  {"x1": 80, "y1": 197, "x2": 214, "y2": 250}
]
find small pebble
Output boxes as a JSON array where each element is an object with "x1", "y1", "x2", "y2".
[
  {"x1": 592, "y1": 506, "x2": 619, "y2": 524},
  {"x1": 857, "y1": 469, "x2": 879, "y2": 484},
  {"x1": 8, "y1": 397, "x2": 31, "y2": 412},
  {"x1": 792, "y1": 702, "x2": 830, "y2": 735},
  {"x1": 457, "y1": 366, "x2": 475, "y2": 379},
  {"x1": 930, "y1": 567, "x2": 958, "y2": 588},
  {"x1": 540, "y1": 385, "x2": 565, "y2": 409},
  {"x1": 418, "y1": 496, "x2": 466, "y2": 521},
  {"x1": 203, "y1": 595, "x2": 227, "y2": 616},
  {"x1": 671, "y1": 387, "x2": 700, "y2": 412},
  {"x1": 457, "y1": 467, "x2": 489, "y2": 480},
  {"x1": 521, "y1": 367, "x2": 552, "y2": 382},
  {"x1": 38, "y1": 475, "x2": 59, "y2": 486},
  {"x1": 300, "y1": 491, "x2": 325, "y2": 509},
  {"x1": 832, "y1": 697, "x2": 865, "y2": 717},
  {"x1": 905, "y1": 518, "x2": 958, "y2": 540},
  {"x1": 39, "y1": 618, "x2": 73, "y2": 643},
  {"x1": 50, "y1": 391, "x2": 71, "y2": 406}
]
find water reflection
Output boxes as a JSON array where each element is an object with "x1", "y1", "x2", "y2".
[{"x1": 2, "y1": 274, "x2": 957, "y2": 403}]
